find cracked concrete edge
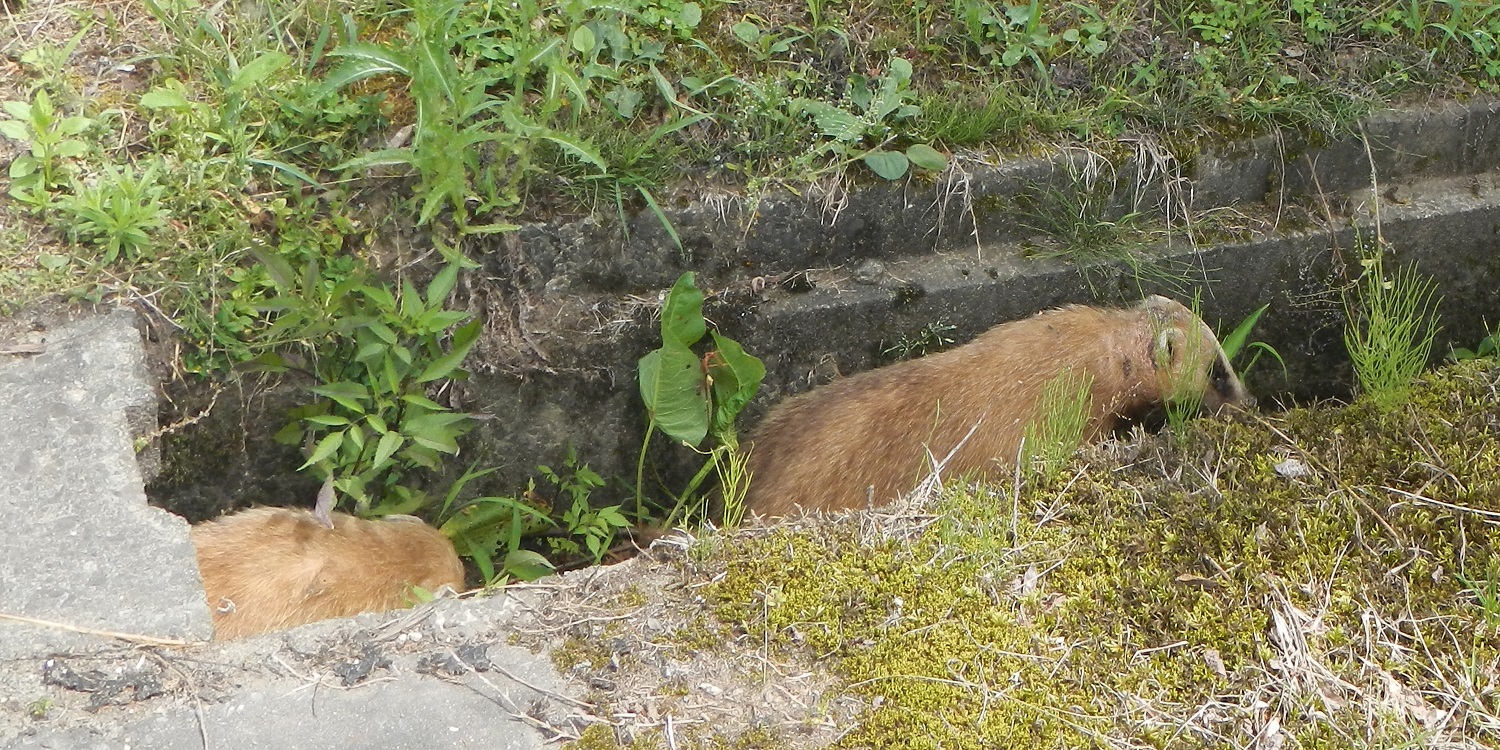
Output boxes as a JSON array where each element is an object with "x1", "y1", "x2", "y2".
[
  {"x1": 0, "y1": 308, "x2": 212, "y2": 658},
  {"x1": 3, "y1": 587, "x2": 587, "y2": 750}
]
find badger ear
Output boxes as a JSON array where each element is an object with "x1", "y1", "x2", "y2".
[
  {"x1": 1142, "y1": 295, "x2": 1180, "y2": 329},
  {"x1": 1154, "y1": 327, "x2": 1185, "y2": 368}
]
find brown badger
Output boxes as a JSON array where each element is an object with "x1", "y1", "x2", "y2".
[
  {"x1": 745, "y1": 295, "x2": 1252, "y2": 517},
  {"x1": 191, "y1": 508, "x2": 465, "y2": 640}
]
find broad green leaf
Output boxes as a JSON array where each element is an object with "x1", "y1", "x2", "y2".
[
  {"x1": 411, "y1": 431, "x2": 460, "y2": 454},
  {"x1": 660, "y1": 272, "x2": 706, "y2": 347},
  {"x1": 638, "y1": 340, "x2": 709, "y2": 446},
  {"x1": 889, "y1": 57, "x2": 912, "y2": 82},
  {"x1": 503, "y1": 549, "x2": 556, "y2": 582},
  {"x1": 426, "y1": 262, "x2": 460, "y2": 307},
  {"x1": 541, "y1": 133, "x2": 607, "y2": 172},
  {"x1": 333, "y1": 148, "x2": 418, "y2": 172},
  {"x1": 863, "y1": 149, "x2": 909, "y2": 180},
  {"x1": 229, "y1": 51, "x2": 292, "y2": 95},
  {"x1": 248, "y1": 158, "x2": 320, "y2": 188},
  {"x1": 366, "y1": 321, "x2": 398, "y2": 344},
  {"x1": 345, "y1": 422, "x2": 367, "y2": 451},
  {"x1": 791, "y1": 99, "x2": 863, "y2": 141},
  {"x1": 139, "y1": 87, "x2": 191, "y2": 109},
  {"x1": 679, "y1": 2, "x2": 702, "y2": 28},
  {"x1": 2, "y1": 101, "x2": 30, "y2": 120},
  {"x1": 246, "y1": 243, "x2": 296, "y2": 291},
  {"x1": 906, "y1": 143, "x2": 948, "y2": 172},
  {"x1": 361, "y1": 284, "x2": 397, "y2": 311},
  {"x1": 401, "y1": 393, "x2": 446, "y2": 410},
  {"x1": 366, "y1": 414, "x2": 389, "y2": 434},
  {"x1": 404, "y1": 411, "x2": 473, "y2": 433},
  {"x1": 416, "y1": 319, "x2": 482, "y2": 383},
  {"x1": 0, "y1": 121, "x2": 29, "y2": 141},
  {"x1": 299, "y1": 430, "x2": 346, "y2": 469},
  {"x1": 311, "y1": 381, "x2": 370, "y2": 413},
  {"x1": 319, "y1": 45, "x2": 411, "y2": 95},
  {"x1": 708, "y1": 332, "x2": 766, "y2": 440},
  {"x1": 304, "y1": 414, "x2": 352, "y2": 427},
  {"x1": 1220, "y1": 303, "x2": 1270, "y2": 361},
  {"x1": 401, "y1": 277, "x2": 422, "y2": 320},
  {"x1": 382, "y1": 354, "x2": 403, "y2": 395},
  {"x1": 417, "y1": 309, "x2": 470, "y2": 332},
  {"x1": 571, "y1": 25, "x2": 595, "y2": 53},
  {"x1": 731, "y1": 20, "x2": 760, "y2": 44},
  {"x1": 372, "y1": 431, "x2": 404, "y2": 469},
  {"x1": 54, "y1": 141, "x2": 87, "y2": 158},
  {"x1": 355, "y1": 341, "x2": 387, "y2": 362}
]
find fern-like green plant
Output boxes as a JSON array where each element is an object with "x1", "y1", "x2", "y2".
[
  {"x1": 1019, "y1": 369, "x2": 1093, "y2": 484},
  {"x1": 1344, "y1": 251, "x2": 1440, "y2": 410}
]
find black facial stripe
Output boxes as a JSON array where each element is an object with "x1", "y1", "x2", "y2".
[{"x1": 1210, "y1": 354, "x2": 1233, "y2": 392}]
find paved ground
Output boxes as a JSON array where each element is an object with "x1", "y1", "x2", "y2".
[{"x1": 0, "y1": 311, "x2": 581, "y2": 750}]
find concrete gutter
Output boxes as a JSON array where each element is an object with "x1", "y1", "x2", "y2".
[{"x1": 144, "y1": 98, "x2": 1500, "y2": 515}]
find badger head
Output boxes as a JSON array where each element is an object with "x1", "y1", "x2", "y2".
[{"x1": 1141, "y1": 295, "x2": 1255, "y2": 414}]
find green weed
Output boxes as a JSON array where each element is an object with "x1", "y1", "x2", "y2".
[
  {"x1": 1219, "y1": 302, "x2": 1286, "y2": 379},
  {"x1": 789, "y1": 57, "x2": 948, "y2": 180},
  {"x1": 1019, "y1": 369, "x2": 1093, "y2": 484},
  {"x1": 636, "y1": 272, "x2": 765, "y2": 524},
  {"x1": 544, "y1": 448, "x2": 632, "y2": 563},
  {"x1": 256, "y1": 253, "x2": 482, "y2": 516},
  {"x1": 1344, "y1": 248, "x2": 1441, "y2": 410},
  {"x1": 58, "y1": 162, "x2": 168, "y2": 265},
  {"x1": 882, "y1": 320, "x2": 957, "y2": 361},
  {"x1": 0, "y1": 90, "x2": 93, "y2": 208}
]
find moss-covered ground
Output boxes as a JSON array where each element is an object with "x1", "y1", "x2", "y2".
[{"x1": 564, "y1": 359, "x2": 1500, "y2": 748}]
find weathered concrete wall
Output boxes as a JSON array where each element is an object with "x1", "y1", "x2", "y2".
[{"x1": 148, "y1": 99, "x2": 1500, "y2": 515}]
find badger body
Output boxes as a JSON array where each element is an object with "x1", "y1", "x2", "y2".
[
  {"x1": 744, "y1": 295, "x2": 1252, "y2": 517},
  {"x1": 191, "y1": 507, "x2": 465, "y2": 640}
]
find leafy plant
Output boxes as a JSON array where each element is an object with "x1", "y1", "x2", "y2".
[
  {"x1": 731, "y1": 16, "x2": 808, "y2": 62},
  {"x1": 1457, "y1": 556, "x2": 1500, "y2": 630},
  {"x1": 789, "y1": 57, "x2": 949, "y2": 180},
  {"x1": 1344, "y1": 250, "x2": 1441, "y2": 409},
  {"x1": 0, "y1": 90, "x2": 93, "y2": 207},
  {"x1": 1020, "y1": 369, "x2": 1094, "y2": 484},
  {"x1": 257, "y1": 253, "x2": 483, "y2": 516},
  {"x1": 437, "y1": 465, "x2": 556, "y2": 584},
  {"x1": 636, "y1": 272, "x2": 765, "y2": 524},
  {"x1": 58, "y1": 162, "x2": 168, "y2": 264},
  {"x1": 320, "y1": 0, "x2": 606, "y2": 230},
  {"x1": 542, "y1": 448, "x2": 630, "y2": 563},
  {"x1": 1450, "y1": 327, "x2": 1497, "y2": 361},
  {"x1": 1218, "y1": 303, "x2": 1286, "y2": 378},
  {"x1": 953, "y1": 0, "x2": 1109, "y2": 79},
  {"x1": 883, "y1": 320, "x2": 958, "y2": 361}
]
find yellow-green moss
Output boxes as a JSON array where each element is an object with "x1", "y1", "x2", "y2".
[
  {"x1": 702, "y1": 359, "x2": 1500, "y2": 749},
  {"x1": 551, "y1": 635, "x2": 615, "y2": 673}
]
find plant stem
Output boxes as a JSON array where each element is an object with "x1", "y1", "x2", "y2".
[{"x1": 635, "y1": 418, "x2": 656, "y2": 521}]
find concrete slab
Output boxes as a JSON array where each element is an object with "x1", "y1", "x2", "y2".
[
  {"x1": 2, "y1": 594, "x2": 586, "y2": 750},
  {"x1": 0, "y1": 309, "x2": 213, "y2": 658}
]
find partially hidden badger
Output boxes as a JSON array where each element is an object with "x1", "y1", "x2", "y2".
[
  {"x1": 191, "y1": 507, "x2": 465, "y2": 640},
  {"x1": 744, "y1": 295, "x2": 1253, "y2": 517}
]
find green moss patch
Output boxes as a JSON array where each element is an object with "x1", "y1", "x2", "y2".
[{"x1": 707, "y1": 360, "x2": 1500, "y2": 749}]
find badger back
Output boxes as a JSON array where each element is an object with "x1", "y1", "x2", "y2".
[
  {"x1": 191, "y1": 508, "x2": 465, "y2": 640},
  {"x1": 744, "y1": 305, "x2": 1129, "y2": 517}
]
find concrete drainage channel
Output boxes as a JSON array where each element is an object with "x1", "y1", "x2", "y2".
[
  {"x1": 1, "y1": 100, "x2": 1498, "y2": 747},
  {"x1": 146, "y1": 97, "x2": 1500, "y2": 516}
]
